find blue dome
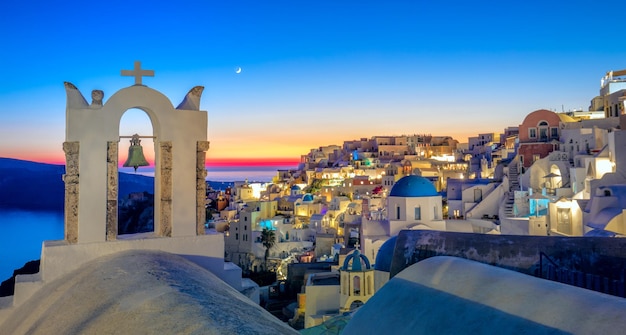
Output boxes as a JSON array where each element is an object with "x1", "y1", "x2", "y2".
[
  {"x1": 291, "y1": 185, "x2": 301, "y2": 191},
  {"x1": 374, "y1": 236, "x2": 398, "y2": 272},
  {"x1": 389, "y1": 175, "x2": 438, "y2": 197},
  {"x1": 342, "y1": 249, "x2": 372, "y2": 271},
  {"x1": 302, "y1": 194, "x2": 314, "y2": 202}
]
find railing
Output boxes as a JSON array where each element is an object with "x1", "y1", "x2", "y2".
[
  {"x1": 538, "y1": 252, "x2": 626, "y2": 298},
  {"x1": 548, "y1": 151, "x2": 569, "y2": 161},
  {"x1": 538, "y1": 252, "x2": 558, "y2": 277}
]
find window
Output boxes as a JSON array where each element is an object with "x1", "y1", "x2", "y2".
[
  {"x1": 414, "y1": 207, "x2": 421, "y2": 220},
  {"x1": 474, "y1": 189, "x2": 482, "y2": 202},
  {"x1": 551, "y1": 127, "x2": 558, "y2": 139},
  {"x1": 533, "y1": 121, "x2": 549, "y2": 141},
  {"x1": 235, "y1": 233, "x2": 239, "y2": 240},
  {"x1": 533, "y1": 154, "x2": 540, "y2": 162},
  {"x1": 396, "y1": 206, "x2": 401, "y2": 220}
]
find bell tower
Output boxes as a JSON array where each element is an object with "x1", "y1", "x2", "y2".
[
  {"x1": 339, "y1": 248, "x2": 375, "y2": 312},
  {"x1": 63, "y1": 61, "x2": 210, "y2": 243}
]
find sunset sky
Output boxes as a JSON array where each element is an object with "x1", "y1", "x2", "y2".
[{"x1": 1, "y1": 1, "x2": 626, "y2": 166}]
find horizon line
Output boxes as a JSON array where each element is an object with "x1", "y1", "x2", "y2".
[{"x1": 1, "y1": 156, "x2": 301, "y2": 168}]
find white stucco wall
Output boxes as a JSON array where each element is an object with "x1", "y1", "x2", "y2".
[
  {"x1": 304, "y1": 284, "x2": 340, "y2": 328},
  {"x1": 500, "y1": 217, "x2": 530, "y2": 235},
  {"x1": 373, "y1": 269, "x2": 389, "y2": 292},
  {"x1": 465, "y1": 183, "x2": 502, "y2": 219},
  {"x1": 40, "y1": 234, "x2": 224, "y2": 283},
  {"x1": 388, "y1": 196, "x2": 442, "y2": 223}
]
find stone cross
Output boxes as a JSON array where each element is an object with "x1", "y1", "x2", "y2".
[{"x1": 121, "y1": 61, "x2": 154, "y2": 86}]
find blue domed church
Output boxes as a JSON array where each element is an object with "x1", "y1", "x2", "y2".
[
  {"x1": 387, "y1": 174, "x2": 443, "y2": 236},
  {"x1": 360, "y1": 175, "x2": 444, "y2": 292}
]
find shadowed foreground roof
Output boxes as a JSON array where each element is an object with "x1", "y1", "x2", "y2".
[
  {"x1": 2, "y1": 250, "x2": 297, "y2": 335},
  {"x1": 343, "y1": 256, "x2": 626, "y2": 335}
]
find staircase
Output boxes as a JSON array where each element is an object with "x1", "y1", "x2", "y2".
[{"x1": 504, "y1": 162, "x2": 521, "y2": 217}]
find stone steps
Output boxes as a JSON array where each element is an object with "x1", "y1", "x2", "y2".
[
  {"x1": 13, "y1": 273, "x2": 44, "y2": 307},
  {"x1": 502, "y1": 161, "x2": 521, "y2": 217},
  {"x1": 0, "y1": 273, "x2": 43, "y2": 325}
]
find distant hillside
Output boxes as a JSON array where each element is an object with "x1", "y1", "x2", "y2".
[
  {"x1": 118, "y1": 171, "x2": 155, "y2": 199},
  {"x1": 0, "y1": 158, "x2": 153, "y2": 212},
  {"x1": 0, "y1": 158, "x2": 233, "y2": 212},
  {"x1": 0, "y1": 158, "x2": 66, "y2": 211}
]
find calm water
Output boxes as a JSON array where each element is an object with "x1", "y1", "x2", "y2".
[
  {"x1": 120, "y1": 165, "x2": 296, "y2": 182},
  {"x1": 0, "y1": 210, "x2": 64, "y2": 281},
  {"x1": 207, "y1": 166, "x2": 294, "y2": 182}
]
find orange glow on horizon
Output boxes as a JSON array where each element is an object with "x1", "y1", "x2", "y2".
[
  {"x1": 3, "y1": 153, "x2": 300, "y2": 168},
  {"x1": 207, "y1": 157, "x2": 300, "y2": 167}
]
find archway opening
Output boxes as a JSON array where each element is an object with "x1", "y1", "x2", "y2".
[
  {"x1": 353, "y1": 275, "x2": 361, "y2": 295},
  {"x1": 117, "y1": 108, "x2": 156, "y2": 235},
  {"x1": 545, "y1": 164, "x2": 563, "y2": 196},
  {"x1": 349, "y1": 300, "x2": 364, "y2": 311}
]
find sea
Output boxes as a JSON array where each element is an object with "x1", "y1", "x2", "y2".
[
  {"x1": 0, "y1": 165, "x2": 297, "y2": 282},
  {"x1": 0, "y1": 210, "x2": 64, "y2": 282},
  {"x1": 119, "y1": 165, "x2": 290, "y2": 183}
]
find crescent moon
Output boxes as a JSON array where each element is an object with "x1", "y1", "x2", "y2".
[{"x1": 235, "y1": 67, "x2": 242, "y2": 74}]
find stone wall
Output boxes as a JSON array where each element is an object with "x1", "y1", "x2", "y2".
[
  {"x1": 196, "y1": 141, "x2": 210, "y2": 235},
  {"x1": 159, "y1": 142, "x2": 172, "y2": 237},
  {"x1": 63, "y1": 142, "x2": 79, "y2": 244},
  {"x1": 390, "y1": 230, "x2": 626, "y2": 285},
  {"x1": 106, "y1": 141, "x2": 118, "y2": 241}
]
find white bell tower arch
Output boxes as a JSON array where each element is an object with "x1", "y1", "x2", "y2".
[{"x1": 63, "y1": 61, "x2": 210, "y2": 243}]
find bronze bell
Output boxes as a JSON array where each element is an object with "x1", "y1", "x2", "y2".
[{"x1": 123, "y1": 134, "x2": 149, "y2": 172}]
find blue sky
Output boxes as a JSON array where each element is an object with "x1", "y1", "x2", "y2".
[{"x1": 1, "y1": 0, "x2": 625, "y2": 163}]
